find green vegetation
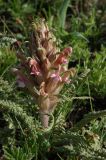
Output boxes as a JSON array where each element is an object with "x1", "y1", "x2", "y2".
[{"x1": 0, "y1": 0, "x2": 106, "y2": 159}]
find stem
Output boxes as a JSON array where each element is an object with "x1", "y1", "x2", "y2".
[{"x1": 40, "y1": 111, "x2": 49, "y2": 128}]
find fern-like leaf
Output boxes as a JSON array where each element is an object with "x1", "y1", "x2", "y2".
[
  {"x1": 0, "y1": 100, "x2": 37, "y2": 137},
  {"x1": 71, "y1": 110, "x2": 106, "y2": 131}
]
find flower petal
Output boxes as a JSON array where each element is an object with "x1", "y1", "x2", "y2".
[
  {"x1": 62, "y1": 68, "x2": 76, "y2": 83},
  {"x1": 29, "y1": 58, "x2": 41, "y2": 76},
  {"x1": 63, "y1": 47, "x2": 72, "y2": 56},
  {"x1": 50, "y1": 73, "x2": 62, "y2": 82},
  {"x1": 54, "y1": 47, "x2": 72, "y2": 67}
]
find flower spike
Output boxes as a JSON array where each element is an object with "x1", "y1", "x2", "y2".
[{"x1": 12, "y1": 19, "x2": 75, "y2": 128}]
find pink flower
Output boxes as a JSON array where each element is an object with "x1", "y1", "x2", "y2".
[
  {"x1": 54, "y1": 54, "x2": 67, "y2": 66},
  {"x1": 54, "y1": 47, "x2": 72, "y2": 67},
  {"x1": 50, "y1": 65, "x2": 62, "y2": 81},
  {"x1": 50, "y1": 73, "x2": 62, "y2": 82},
  {"x1": 62, "y1": 68, "x2": 76, "y2": 83},
  {"x1": 29, "y1": 58, "x2": 41, "y2": 75},
  {"x1": 63, "y1": 47, "x2": 72, "y2": 56}
]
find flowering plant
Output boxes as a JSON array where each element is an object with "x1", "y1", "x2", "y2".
[{"x1": 12, "y1": 19, "x2": 75, "y2": 128}]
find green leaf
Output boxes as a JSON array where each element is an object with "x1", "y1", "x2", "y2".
[{"x1": 58, "y1": 0, "x2": 70, "y2": 28}]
